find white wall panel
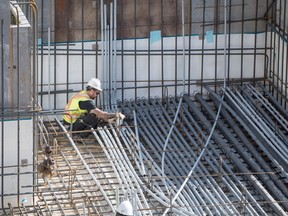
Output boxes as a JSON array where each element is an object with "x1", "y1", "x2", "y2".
[
  {"x1": 0, "y1": 119, "x2": 33, "y2": 208},
  {"x1": 39, "y1": 33, "x2": 268, "y2": 110}
]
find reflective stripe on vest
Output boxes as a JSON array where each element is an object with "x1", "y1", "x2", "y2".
[{"x1": 63, "y1": 90, "x2": 91, "y2": 123}]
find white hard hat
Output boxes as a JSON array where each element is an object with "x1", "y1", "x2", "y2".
[
  {"x1": 87, "y1": 78, "x2": 102, "y2": 91},
  {"x1": 116, "y1": 200, "x2": 133, "y2": 216}
]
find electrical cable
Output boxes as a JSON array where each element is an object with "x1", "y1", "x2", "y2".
[
  {"x1": 161, "y1": 0, "x2": 186, "y2": 194},
  {"x1": 162, "y1": 0, "x2": 228, "y2": 215}
]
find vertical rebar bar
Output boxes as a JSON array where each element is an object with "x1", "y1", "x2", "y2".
[
  {"x1": 120, "y1": 0, "x2": 124, "y2": 101},
  {"x1": 134, "y1": 0, "x2": 137, "y2": 100},
  {"x1": 40, "y1": 0, "x2": 44, "y2": 106},
  {"x1": 101, "y1": 0, "x2": 105, "y2": 107},
  {"x1": 240, "y1": 0, "x2": 244, "y2": 84},
  {"x1": 110, "y1": 2, "x2": 114, "y2": 107},
  {"x1": 284, "y1": 0, "x2": 288, "y2": 109},
  {"x1": 1, "y1": 18, "x2": 4, "y2": 209},
  {"x1": 148, "y1": 0, "x2": 151, "y2": 99},
  {"x1": 81, "y1": 0, "x2": 84, "y2": 90},
  {"x1": 133, "y1": 110, "x2": 145, "y2": 176},
  {"x1": 174, "y1": 0, "x2": 178, "y2": 96},
  {"x1": 214, "y1": 0, "x2": 219, "y2": 91},
  {"x1": 187, "y1": 1, "x2": 192, "y2": 94},
  {"x1": 66, "y1": 0, "x2": 70, "y2": 109},
  {"x1": 48, "y1": 27, "x2": 51, "y2": 110},
  {"x1": 253, "y1": 0, "x2": 259, "y2": 83},
  {"x1": 181, "y1": 0, "x2": 185, "y2": 93},
  {"x1": 54, "y1": 0, "x2": 57, "y2": 107},
  {"x1": 200, "y1": 0, "x2": 205, "y2": 94},
  {"x1": 113, "y1": 0, "x2": 117, "y2": 107}
]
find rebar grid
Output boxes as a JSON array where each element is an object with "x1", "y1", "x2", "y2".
[{"x1": 2, "y1": 82, "x2": 286, "y2": 215}]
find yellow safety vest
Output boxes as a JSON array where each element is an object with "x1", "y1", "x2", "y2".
[{"x1": 63, "y1": 90, "x2": 91, "y2": 123}]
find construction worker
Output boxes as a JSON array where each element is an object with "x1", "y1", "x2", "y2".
[
  {"x1": 116, "y1": 200, "x2": 134, "y2": 216},
  {"x1": 63, "y1": 78, "x2": 125, "y2": 138}
]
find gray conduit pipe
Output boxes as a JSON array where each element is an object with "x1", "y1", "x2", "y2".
[
  {"x1": 54, "y1": 117, "x2": 115, "y2": 213},
  {"x1": 162, "y1": 98, "x2": 223, "y2": 216},
  {"x1": 133, "y1": 110, "x2": 146, "y2": 176},
  {"x1": 1, "y1": 18, "x2": 4, "y2": 209},
  {"x1": 132, "y1": 102, "x2": 197, "y2": 213},
  {"x1": 113, "y1": 0, "x2": 117, "y2": 107},
  {"x1": 229, "y1": 86, "x2": 285, "y2": 154},
  {"x1": 226, "y1": 87, "x2": 288, "y2": 171},
  {"x1": 134, "y1": 100, "x2": 190, "y2": 197},
  {"x1": 179, "y1": 97, "x2": 245, "y2": 214},
  {"x1": 171, "y1": 96, "x2": 264, "y2": 215},
  {"x1": 161, "y1": 97, "x2": 182, "y2": 190},
  {"x1": 92, "y1": 130, "x2": 124, "y2": 187},
  {"x1": 102, "y1": 127, "x2": 150, "y2": 215},
  {"x1": 124, "y1": 112, "x2": 234, "y2": 215},
  {"x1": 121, "y1": 125, "x2": 189, "y2": 214},
  {"x1": 247, "y1": 84, "x2": 288, "y2": 133},
  {"x1": 119, "y1": 127, "x2": 195, "y2": 216},
  {"x1": 133, "y1": 99, "x2": 197, "y2": 211},
  {"x1": 151, "y1": 98, "x2": 227, "y2": 214},
  {"x1": 222, "y1": 89, "x2": 288, "y2": 214},
  {"x1": 181, "y1": 0, "x2": 185, "y2": 92},
  {"x1": 104, "y1": 4, "x2": 108, "y2": 107},
  {"x1": 168, "y1": 98, "x2": 238, "y2": 214},
  {"x1": 241, "y1": 85, "x2": 288, "y2": 147},
  {"x1": 185, "y1": 93, "x2": 286, "y2": 215},
  {"x1": 98, "y1": 127, "x2": 152, "y2": 215},
  {"x1": 48, "y1": 27, "x2": 51, "y2": 110},
  {"x1": 161, "y1": 0, "x2": 187, "y2": 185},
  {"x1": 162, "y1": 1, "x2": 228, "y2": 214},
  {"x1": 121, "y1": 120, "x2": 195, "y2": 212},
  {"x1": 257, "y1": 82, "x2": 288, "y2": 117},
  {"x1": 100, "y1": 0, "x2": 105, "y2": 104},
  {"x1": 167, "y1": 99, "x2": 228, "y2": 215},
  {"x1": 208, "y1": 89, "x2": 288, "y2": 198},
  {"x1": 195, "y1": 92, "x2": 288, "y2": 210},
  {"x1": 146, "y1": 97, "x2": 212, "y2": 209},
  {"x1": 110, "y1": 2, "x2": 113, "y2": 107},
  {"x1": 207, "y1": 86, "x2": 288, "y2": 178}
]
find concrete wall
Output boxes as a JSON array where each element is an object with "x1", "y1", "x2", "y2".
[
  {"x1": 35, "y1": 0, "x2": 51, "y2": 43},
  {"x1": 51, "y1": 0, "x2": 272, "y2": 43},
  {"x1": 0, "y1": 2, "x2": 32, "y2": 110},
  {"x1": 39, "y1": 32, "x2": 269, "y2": 110},
  {"x1": 0, "y1": 0, "x2": 11, "y2": 109},
  {"x1": 0, "y1": 119, "x2": 34, "y2": 208},
  {"x1": 0, "y1": 2, "x2": 34, "y2": 209},
  {"x1": 10, "y1": 26, "x2": 32, "y2": 110}
]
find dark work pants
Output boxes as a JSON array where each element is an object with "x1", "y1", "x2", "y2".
[{"x1": 72, "y1": 113, "x2": 100, "y2": 138}]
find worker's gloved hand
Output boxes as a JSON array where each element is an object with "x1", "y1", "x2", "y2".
[
  {"x1": 115, "y1": 112, "x2": 125, "y2": 127},
  {"x1": 116, "y1": 112, "x2": 125, "y2": 120},
  {"x1": 107, "y1": 117, "x2": 116, "y2": 124},
  {"x1": 106, "y1": 112, "x2": 125, "y2": 126}
]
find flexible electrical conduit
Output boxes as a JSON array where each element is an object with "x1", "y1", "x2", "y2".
[
  {"x1": 132, "y1": 100, "x2": 200, "y2": 213},
  {"x1": 133, "y1": 110, "x2": 146, "y2": 176},
  {"x1": 119, "y1": 127, "x2": 196, "y2": 216},
  {"x1": 162, "y1": 0, "x2": 228, "y2": 214},
  {"x1": 54, "y1": 117, "x2": 115, "y2": 213},
  {"x1": 161, "y1": 0, "x2": 186, "y2": 184},
  {"x1": 191, "y1": 93, "x2": 283, "y2": 214},
  {"x1": 113, "y1": 0, "x2": 117, "y2": 107},
  {"x1": 234, "y1": 87, "x2": 288, "y2": 155},
  {"x1": 91, "y1": 130, "x2": 124, "y2": 188},
  {"x1": 149, "y1": 99, "x2": 222, "y2": 213},
  {"x1": 247, "y1": 84, "x2": 288, "y2": 132},
  {"x1": 131, "y1": 101, "x2": 197, "y2": 213},
  {"x1": 102, "y1": 126, "x2": 151, "y2": 214},
  {"x1": 161, "y1": 97, "x2": 183, "y2": 191},
  {"x1": 99, "y1": 126, "x2": 163, "y2": 216}
]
